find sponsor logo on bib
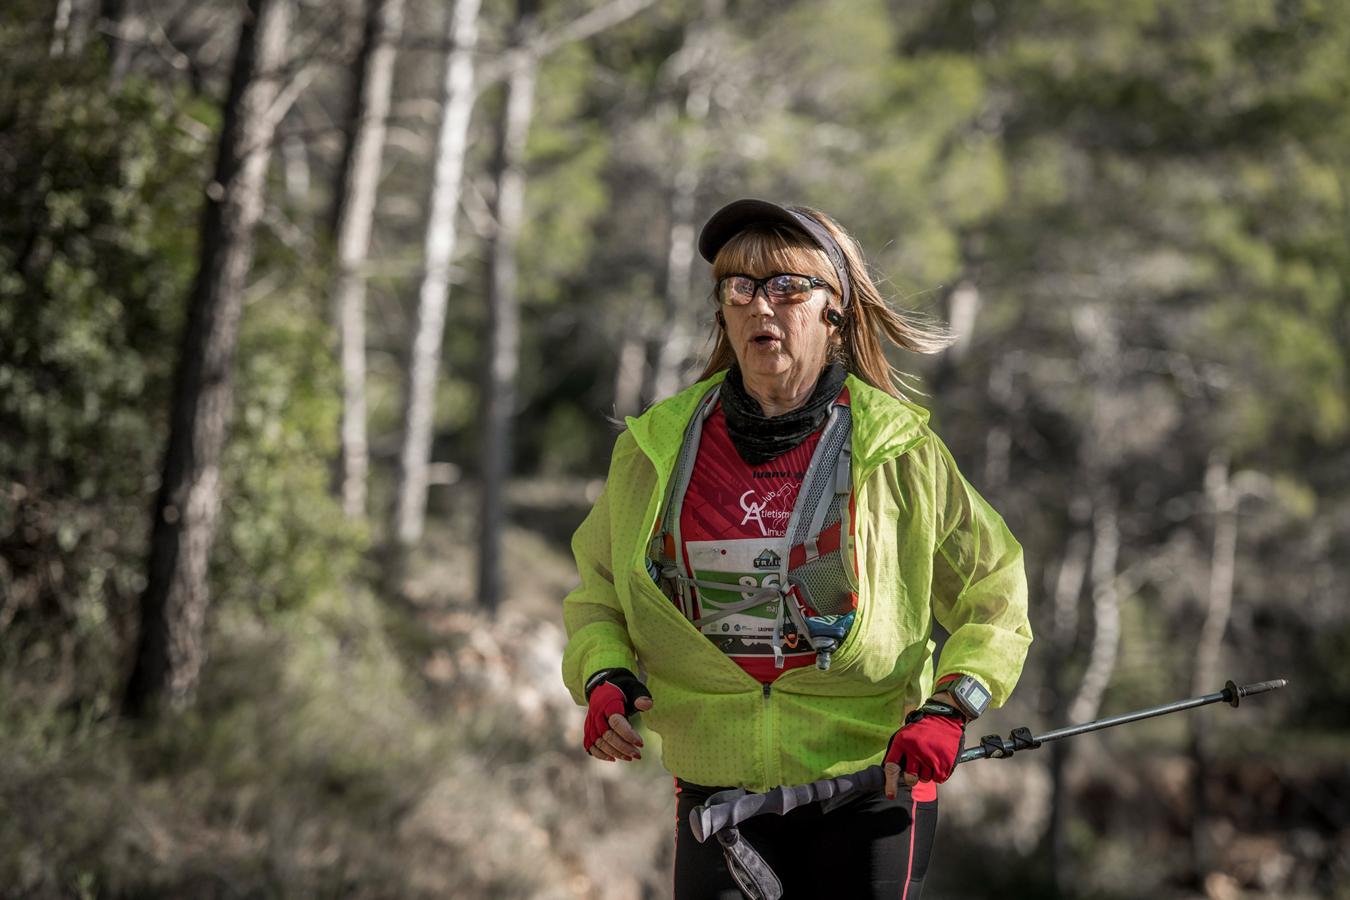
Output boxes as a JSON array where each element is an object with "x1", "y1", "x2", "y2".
[{"x1": 752, "y1": 549, "x2": 781, "y2": 570}]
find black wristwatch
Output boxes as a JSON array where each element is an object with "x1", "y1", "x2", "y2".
[
  {"x1": 584, "y1": 667, "x2": 627, "y2": 699},
  {"x1": 943, "y1": 674, "x2": 992, "y2": 720},
  {"x1": 583, "y1": 668, "x2": 652, "y2": 718},
  {"x1": 905, "y1": 699, "x2": 966, "y2": 726}
]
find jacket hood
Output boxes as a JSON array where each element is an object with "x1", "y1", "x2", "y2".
[{"x1": 625, "y1": 369, "x2": 931, "y2": 480}]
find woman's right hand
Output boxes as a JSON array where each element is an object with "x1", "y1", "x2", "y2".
[{"x1": 583, "y1": 669, "x2": 654, "y2": 762}]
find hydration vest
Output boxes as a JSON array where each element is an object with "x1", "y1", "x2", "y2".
[{"x1": 649, "y1": 385, "x2": 860, "y2": 671}]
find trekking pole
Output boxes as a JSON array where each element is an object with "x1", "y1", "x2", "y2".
[
  {"x1": 961, "y1": 677, "x2": 1286, "y2": 762},
  {"x1": 690, "y1": 677, "x2": 1287, "y2": 843}
]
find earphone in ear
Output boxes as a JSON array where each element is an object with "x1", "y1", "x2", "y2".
[{"x1": 824, "y1": 308, "x2": 845, "y2": 327}]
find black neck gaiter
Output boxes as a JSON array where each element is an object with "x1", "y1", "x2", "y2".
[{"x1": 720, "y1": 363, "x2": 848, "y2": 466}]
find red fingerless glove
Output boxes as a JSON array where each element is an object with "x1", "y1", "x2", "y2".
[
  {"x1": 582, "y1": 668, "x2": 651, "y2": 753},
  {"x1": 884, "y1": 704, "x2": 965, "y2": 784}
]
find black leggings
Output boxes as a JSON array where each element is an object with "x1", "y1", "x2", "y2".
[{"x1": 673, "y1": 778, "x2": 939, "y2": 900}]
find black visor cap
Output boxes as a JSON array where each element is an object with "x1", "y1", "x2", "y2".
[
  {"x1": 697, "y1": 199, "x2": 809, "y2": 263},
  {"x1": 697, "y1": 198, "x2": 852, "y2": 309}
]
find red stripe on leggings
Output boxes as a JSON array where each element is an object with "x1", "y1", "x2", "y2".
[
  {"x1": 673, "y1": 778, "x2": 680, "y2": 899},
  {"x1": 900, "y1": 794, "x2": 918, "y2": 900}
]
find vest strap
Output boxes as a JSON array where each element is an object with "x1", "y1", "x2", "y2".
[{"x1": 788, "y1": 521, "x2": 843, "y2": 570}]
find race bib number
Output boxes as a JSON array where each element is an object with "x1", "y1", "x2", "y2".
[{"x1": 685, "y1": 538, "x2": 811, "y2": 657}]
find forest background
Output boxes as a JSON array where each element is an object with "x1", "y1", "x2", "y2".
[{"x1": 2, "y1": 0, "x2": 1347, "y2": 897}]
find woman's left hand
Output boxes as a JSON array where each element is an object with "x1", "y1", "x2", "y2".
[{"x1": 882, "y1": 711, "x2": 964, "y2": 799}]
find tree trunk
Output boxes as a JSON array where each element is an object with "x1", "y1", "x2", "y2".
[
  {"x1": 983, "y1": 351, "x2": 1013, "y2": 492},
  {"x1": 648, "y1": 164, "x2": 701, "y2": 403},
  {"x1": 391, "y1": 0, "x2": 482, "y2": 550},
  {"x1": 1193, "y1": 453, "x2": 1238, "y2": 696},
  {"x1": 123, "y1": 0, "x2": 292, "y2": 717},
  {"x1": 1053, "y1": 489, "x2": 1120, "y2": 893},
  {"x1": 1052, "y1": 493, "x2": 1121, "y2": 898},
  {"x1": 1189, "y1": 452, "x2": 1240, "y2": 884},
  {"x1": 476, "y1": 1, "x2": 539, "y2": 614},
  {"x1": 612, "y1": 323, "x2": 647, "y2": 420},
  {"x1": 647, "y1": 2, "x2": 718, "y2": 404},
  {"x1": 648, "y1": 87, "x2": 710, "y2": 404},
  {"x1": 50, "y1": 0, "x2": 76, "y2": 57},
  {"x1": 330, "y1": 0, "x2": 406, "y2": 519},
  {"x1": 52, "y1": 0, "x2": 95, "y2": 56},
  {"x1": 1047, "y1": 739, "x2": 1070, "y2": 898},
  {"x1": 1067, "y1": 490, "x2": 1121, "y2": 725},
  {"x1": 946, "y1": 279, "x2": 981, "y2": 362},
  {"x1": 100, "y1": 0, "x2": 133, "y2": 86},
  {"x1": 281, "y1": 131, "x2": 310, "y2": 209},
  {"x1": 1045, "y1": 505, "x2": 1090, "y2": 896},
  {"x1": 1051, "y1": 517, "x2": 1090, "y2": 655}
]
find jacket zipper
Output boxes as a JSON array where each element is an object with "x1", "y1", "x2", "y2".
[{"x1": 762, "y1": 681, "x2": 777, "y2": 789}]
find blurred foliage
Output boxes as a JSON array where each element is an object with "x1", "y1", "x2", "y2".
[
  {"x1": 0, "y1": 43, "x2": 201, "y2": 711},
  {"x1": 0, "y1": 8, "x2": 368, "y2": 896},
  {"x1": 2, "y1": 0, "x2": 1349, "y2": 896}
]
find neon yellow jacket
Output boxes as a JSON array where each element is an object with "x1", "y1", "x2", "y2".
[{"x1": 561, "y1": 371, "x2": 1031, "y2": 792}]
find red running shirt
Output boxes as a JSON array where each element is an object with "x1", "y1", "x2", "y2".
[{"x1": 678, "y1": 404, "x2": 822, "y2": 682}]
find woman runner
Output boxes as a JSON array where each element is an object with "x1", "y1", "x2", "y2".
[{"x1": 562, "y1": 199, "x2": 1032, "y2": 898}]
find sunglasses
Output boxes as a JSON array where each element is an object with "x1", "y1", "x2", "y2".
[{"x1": 716, "y1": 273, "x2": 832, "y2": 306}]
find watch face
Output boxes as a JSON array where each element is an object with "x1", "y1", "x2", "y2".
[{"x1": 957, "y1": 677, "x2": 991, "y2": 715}]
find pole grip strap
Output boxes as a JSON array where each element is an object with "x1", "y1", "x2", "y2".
[
  {"x1": 979, "y1": 733, "x2": 1012, "y2": 759},
  {"x1": 1011, "y1": 726, "x2": 1041, "y2": 752},
  {"x1": 717, "y1": 827, "x2": 783, "y2": 900}
]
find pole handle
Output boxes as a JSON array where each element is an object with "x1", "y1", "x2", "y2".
[{"x1": 1224, "y1": 678, "x2": 1288, "y2": 707}]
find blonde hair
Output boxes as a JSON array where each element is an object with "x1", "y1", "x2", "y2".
[{"x1": 697, "y1": 206, "x2": 953, "y2": 398}]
